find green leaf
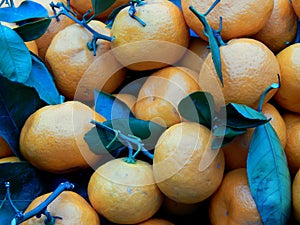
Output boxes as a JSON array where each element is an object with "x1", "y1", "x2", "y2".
[
  {"x1": 0, "y1": 24, "x2": 32, "y2": 83},
  {"x1": 247, "y1": 122, "x2": 291, "y2": 225},
  {"x1": 94, "y1": 90, "x2": 134, "y2": 120},
  {"x1": 211, "y1": 136, "x2": 235, "y2": 150},
  {"x1": 211, "y1": 126, "x2": 247, "y2": 150},
  {"x1": 225, "y1": 103, "x2": 270, "y2": 129},
  {"x1": 84, "y1": 118, "x2": 166, "y2": 155},
  {"x1": 0, "y1": 161, "x2": 44, "y2": 225},
  {"x1": 105, "y1": 118, "x2": 166, "y2": 149},
  {"x1": 189, "y1": 5, "x2": 224, "y2": 85},
  {"x1": 178, "y1": 91, "x2": 215, "y2": 128},
  {"x1": 92, "y1": 0, "x2": 117, "y2": 17},
  {"x1": 0, "y1": 76, "x2": 45, "y2": 157},
  {"x1": 23, "y1": 52, "x2": 63, "y2": 105},
  {"x1": 85, "y1": 124, "x2": 123, "y2": 155},
  {"x1": 13, "y1": 18, "x2": 51, "y2": 42},
  {"x1": 213, "y1": 126, "x2": 247, "y2": 138},
  {"x1": 0, "y1": 0, "x2": 48, "y2": 23}
]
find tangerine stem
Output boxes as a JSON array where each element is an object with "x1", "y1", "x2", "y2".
[
  {"x1": 106, "y1": 129, "x2": 120, "y2": 149},
  {"x1": 49, "y1": 1, "x2": 114, "y2": 56},
  {"x1": 5, "y1": 182, "x2": 21, "y2": 215},
  {"x1": 11, "y1": 182, "x2": 74, "y2": 225},
  {"x1": 128, "y1": 0, "x2": 146, "y2": 27},
  {"x1": 126, "y1": 140, "x2": 134, "y2": 159},
  {"x1": 59, "y1": 95, "x2": 65, "y2": 104},
  {"x1": 203, "y1": 0, "x2": 220, "y2": 16},
  {"x1": 0, "y1": 0, "x2": 15, "y2": 7},
  {"x1": 257, "y1": 74, "x2": 281, "y2": 112},
  {"x1": 214, "y1": 17, "x2": 226, "y2": 46},
  {"x1": 141, "y1": 146, "x2": 154, "y2": 160},
  {"x1": 90, "y1": 120, "x2": 154, "y2": 162},
  {"x1": 189, "y1": 5, "x2": 224, "y2": 85}
]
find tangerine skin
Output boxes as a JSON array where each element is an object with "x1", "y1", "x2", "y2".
[
  {"x1": 181, "y1": 0, "x2": 273, "y2": 41},
  {"x1": 88, "y1": 158, "x2": 164, "y2": 224}
]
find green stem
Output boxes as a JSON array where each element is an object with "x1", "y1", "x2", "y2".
[
  {"x1": 214, "y1": 16, "x2": 226, "y2": 46},
  {"x1": 59, "y1": 95, "x2": 65, "y2": 104},
  {"x1": 124, "y1": 140, "x2": 135, "y2": 163},
  {"x1": 11, "y1": 182, "x2": 74, "y2": 225},
  {"x1": 5, "y1": 182, "x2": 21, "y2": 215},
  {"x1": 189, "y1": 1, "x2": 224, "y2": 86},
  {"x1": 90, "y1": 120, "x2": 154, "y2": 162},
  {"x1": 43, "y1": 210, "x2": 62, "y2": 225},
  {"x1": 257, "y1": 74, "x2": 281, "y2": 112},
  {"x1": 49, "y1": 1, "x2": 114, "y2": 56},
  {"x1": 0, "y1": 0, "x2": 14, "y2": 7},
  {"x1": 128, "y1": 0, "x2": 146, "y2": 27}
]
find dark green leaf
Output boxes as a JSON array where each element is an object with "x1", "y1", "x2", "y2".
[
  {"x1": 211, "y1": 126, "x2": 247, "y2": 150},
  {"x1": 84, "y1": 118, "x2": 166, "y2": 155},
  {"x1": 13, "y1": 18, "x2": 51, "y2": 42},
  {"x1": 189, "y1": 5, "x2": 223, "y2": 85},
  {"x1": 0, "y1": 24, "x2": 32, "y2": 83},
  {"x1": 23, "y1": 52, "x2": 63, "y2": 105},
  {"x1": 105, "y1": 3, "x2": 130, "y2": 28},
  {"x1": 85, "y1": 125, "x2": 123, "y2": 155},
  {"x1": 178, "y1": 91, "x2": 215, "y2": 128},
  {"x1": 94, "y1": 90, "x2": 134, "y2": 120},
  {"x1": 247, "y1": 123, "x2": 291, "y2": 225},
  {"x1": 225, "y1": 103, "x2": 270, "y2": 129},
  {"x1": 105, "y1": 118, "x2": 166, "y2": 149},
  {"x1": 0, "y1": 0, "x2": 48, "y2": 23},
  {"x1": 0, "y1": 76, "x2": 45, "y2": 157},
  {"x1": 212, "y1": 126, "x2": 247, "y2": 149},
  {"x1": 213, "y1": 126, "x2": 247, "y2": 138},
  {"x1": 92, "y1": 0, "x2": 116, "y2": 17},
  {"x1": 0, "y1": 161, "x2": 44, "y2": 225}
]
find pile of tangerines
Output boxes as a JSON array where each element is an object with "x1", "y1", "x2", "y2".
[{"x1": 2, "y1": 0, "x2": 300, "y2": 224}]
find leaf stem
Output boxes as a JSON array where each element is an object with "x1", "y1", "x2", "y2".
[
  {"x1": 189, "y1": 0, "x2": 225, "y2": 85},
  {"x1": 11, "y1": 182, "x2": 74, "y2": 225},
  {"x1": 128, "y1": 0, "x2": 146, "y2": 27},
  {"x1": 257, "y1": 74, "x2": 281, "y2": 112},
  {"x1": 5, "y1": 182, "x2": 21, "y2": 215},
  {"x1": 49, "y1": 1, "x2": 114, "y2": 56},
  {"x1": 90, "y1": 120, "x2": 154, "y2": 162},
  {"x1": 0, "y1": 0, "x2": 15, "y2": 7}
]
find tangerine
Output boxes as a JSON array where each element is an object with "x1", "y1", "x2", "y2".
[{"x1": 19, "y1": 101, "x2": 106, "y2": 173}]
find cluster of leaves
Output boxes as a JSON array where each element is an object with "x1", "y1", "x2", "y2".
[
  {"x1": 0, "y1": 0, "x2": 117, "y2": 224},
  {"x1": 84, "y1": 90, "x2": 167, "y2": 163},
  {"x1": 86, "y1": 80, "x2": 292, "y2": 225},
  {"x1": 178, "y1": 84, "x2": 291, "y2": 224},
  {"x1": 0, "y1": 0, "x2": 62, "y2": 158}
]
